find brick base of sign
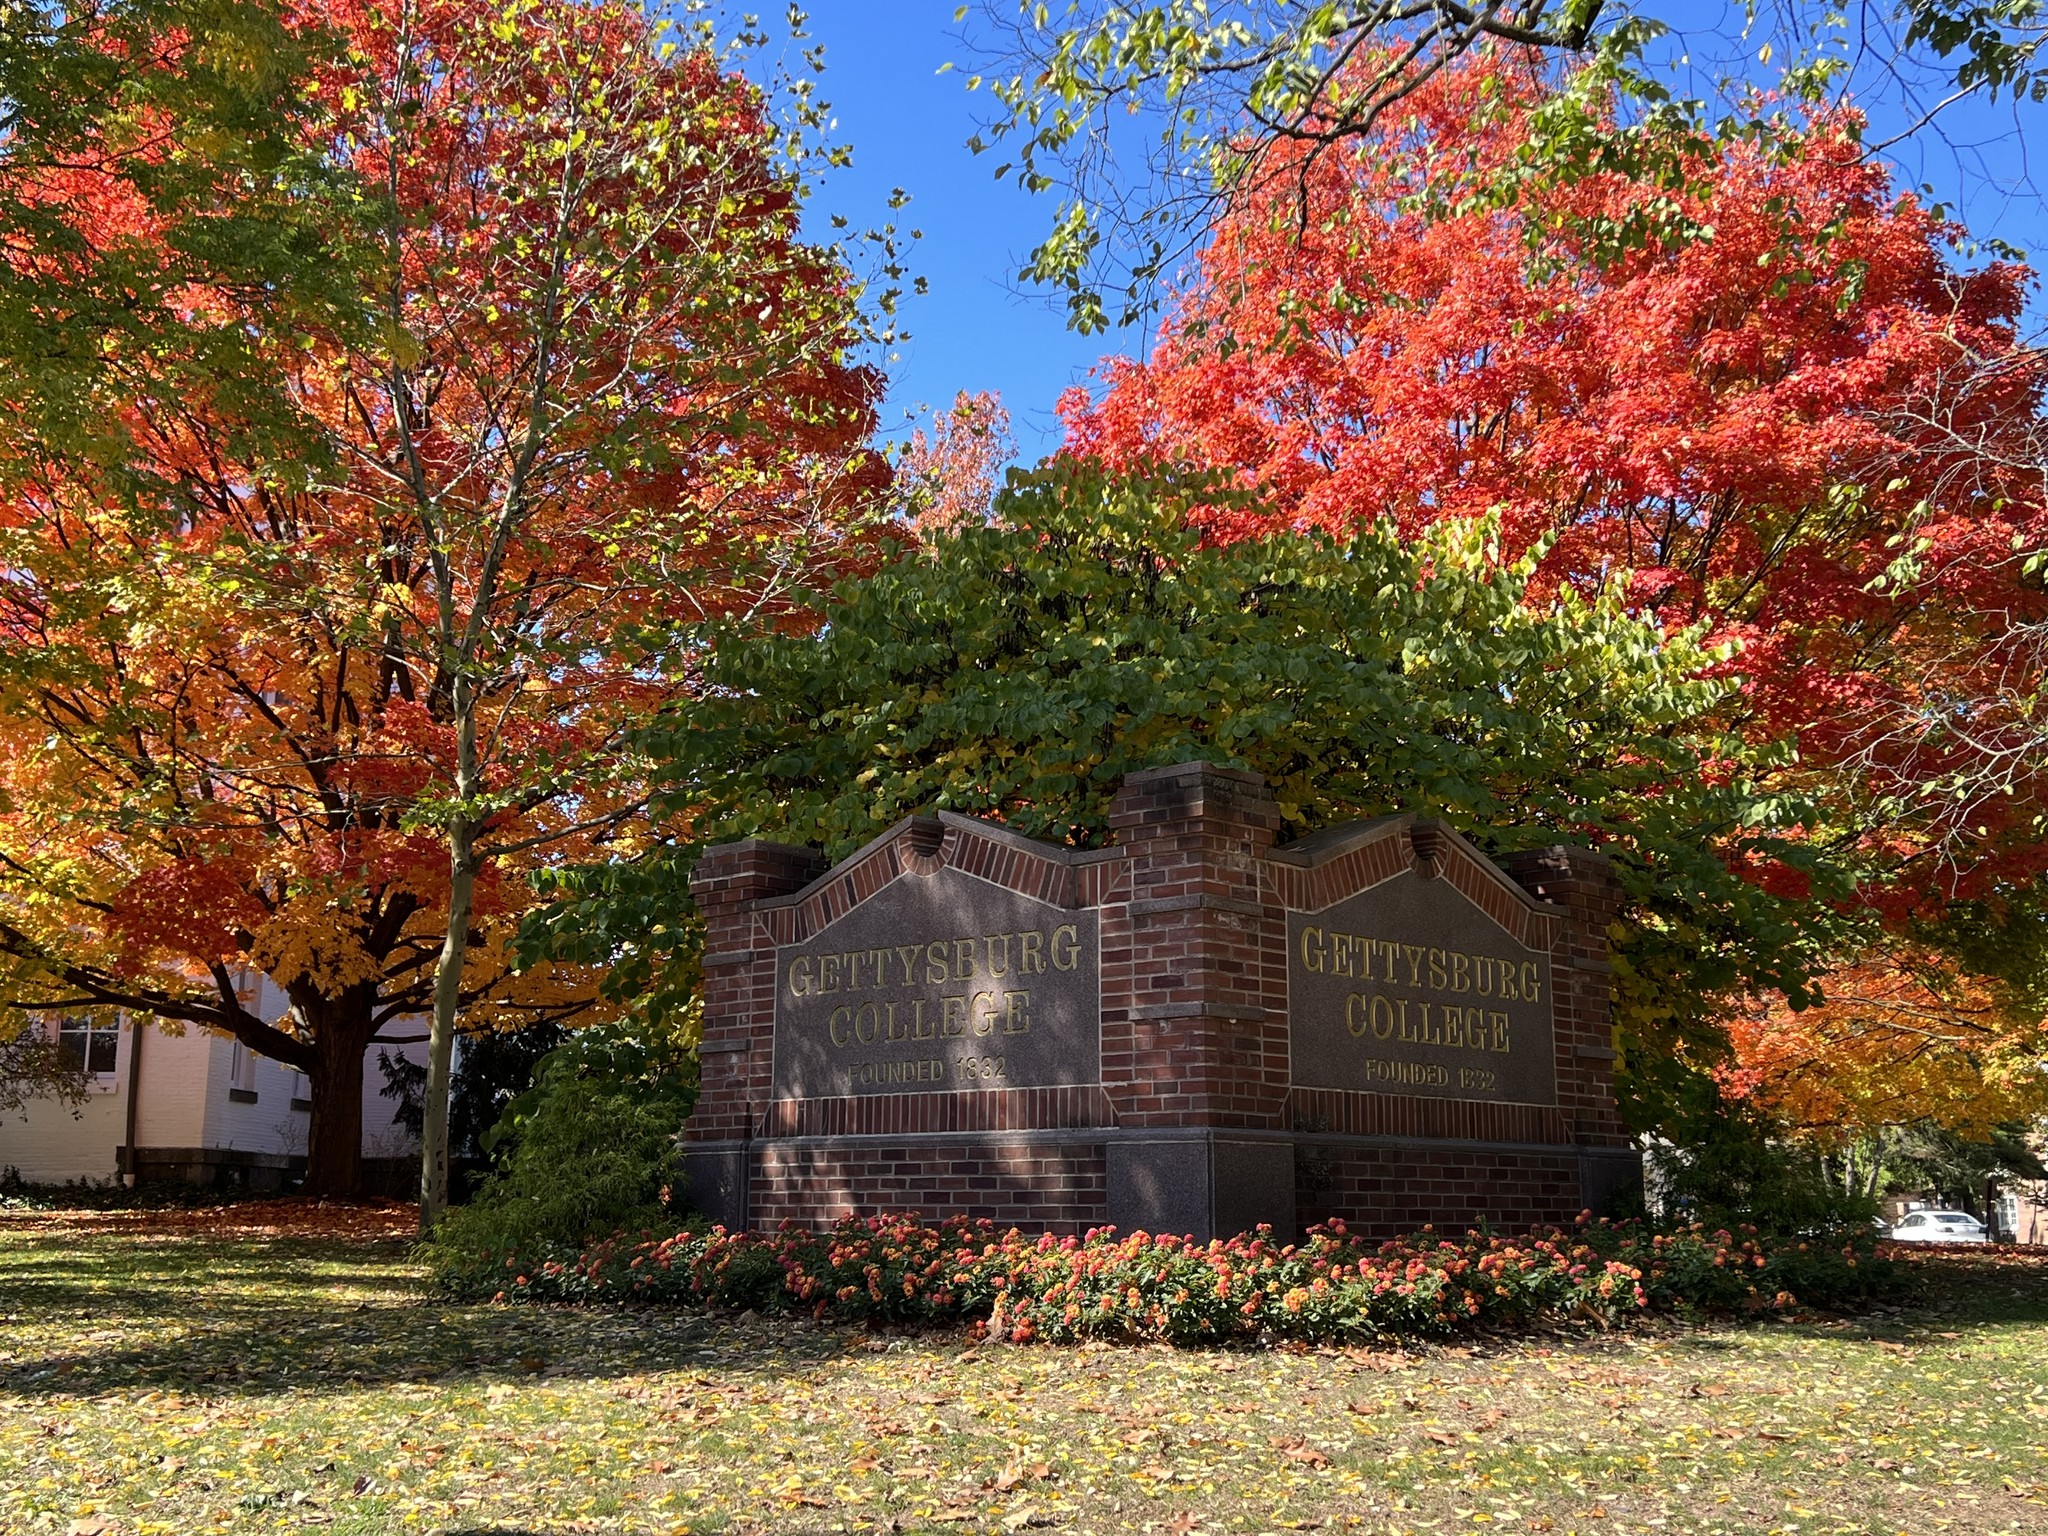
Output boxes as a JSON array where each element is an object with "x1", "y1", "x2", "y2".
[
  {"x1": 685, "y1": 1130, "x2": 1641, "y2": 1241},
  {"x1": 686, "y1": 761, "x2": 1643, "y2": 1243}
]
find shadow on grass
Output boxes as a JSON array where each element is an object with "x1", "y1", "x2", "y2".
[
  {"x1": 2, "y1": 1227, "x2": 857, "y2": 1399},
  {"x1": 1, "y1": 1302, "x2": 856, "y2": 1399}
]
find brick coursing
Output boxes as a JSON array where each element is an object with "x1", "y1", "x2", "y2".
[{"x1": 686, "y1": 766, "x2": 1635, "y2": 1235}]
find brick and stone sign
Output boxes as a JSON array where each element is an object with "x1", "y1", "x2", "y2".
[
  {"x1": 771, "y1": 868, "x2": 1100, "y2": 1099},
  {"x1": 686, "y1": 763, "x2": 1638, "y2": 1241}
]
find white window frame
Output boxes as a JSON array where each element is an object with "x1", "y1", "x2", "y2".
[
  {"x1": 52, "y1": 1014, "x2": 122, "y2": 1089},
  {"x1": 228, "y1": 1039, "x2": 260, "y2": 1101}
]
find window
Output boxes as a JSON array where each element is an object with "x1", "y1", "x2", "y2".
[
  {"x1": 55, "y1": 1017, "x2": 119, "y2": 1079},
  {"x1": 229, "y1": 1041, "x2": 259, "y2": 1102}
]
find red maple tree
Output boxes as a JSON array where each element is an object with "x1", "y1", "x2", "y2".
[{"x1": 1060, "y1": 53, "x2": 2048, "y2": 907}]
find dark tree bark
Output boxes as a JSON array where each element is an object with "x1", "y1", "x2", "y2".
[{"x1": 296, "y1": 985, "x2": 378, "y2": 1198}]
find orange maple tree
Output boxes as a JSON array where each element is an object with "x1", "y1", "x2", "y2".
[
  {"x1": 1720, "y1": 947, "x2": 2048, "y2": 1158},
  {"x1": 0, "y1": 0, "x2": 888, "y2": 1196}
]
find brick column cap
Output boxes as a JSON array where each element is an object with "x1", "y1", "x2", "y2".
[
  {"x1": 1499, "y1": 842, "x2": 1620, "y2": 892},
  {"x1": 1119, "y1": 759, "x2": 1269, "y2": 791},
  {"x1": 689, "y1": 837, "x2": 827, "y2": 908}
]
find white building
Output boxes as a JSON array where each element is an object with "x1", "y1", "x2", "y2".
[{"x1": 0, "y1": 976, "x2": 429, "y2": 1191}]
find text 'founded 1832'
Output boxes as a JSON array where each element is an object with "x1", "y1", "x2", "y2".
[
  {"x1": 771, "y1": 867, "x2": 1101, "y2": 1099},
  {"x1": 1287, "y1": 871, "x2": 1557, "y2": 1106}
]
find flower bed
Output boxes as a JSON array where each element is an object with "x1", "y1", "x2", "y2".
[{"x1": 434, "y1": 1215, "x2": 1900, "y2": 1344}]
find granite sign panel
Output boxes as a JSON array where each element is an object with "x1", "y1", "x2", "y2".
[
  {"x1": 1288, "y1": 872, "x2": 1557, "y2": 1106},
  {"x1": 772, "y1": 866, "x2": 1101, "y2": 1099}
]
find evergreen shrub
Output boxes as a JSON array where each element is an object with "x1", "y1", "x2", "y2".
[{"x1": 422, "y1": 1019, "x2": 696, "y2": 1264}]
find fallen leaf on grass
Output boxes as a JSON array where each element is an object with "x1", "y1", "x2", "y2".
[
  {"x1": 993, "y1": 1460, "x2": 1052, "y2": 1491},
  {"x1": 1686, "y1": 1382, "x2": 1729, "y2": 1398},
  {"x1": 1271, "y1": 1436, "x2": 1331, "y2": 1468},
  {"x1": 1424, "y1": 1430, "x2": 1460, "y2": 1447}
]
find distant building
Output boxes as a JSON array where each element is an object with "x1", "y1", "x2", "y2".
[{"x1": 0, "y1": 974, "x2": 428, "y2": 1191}]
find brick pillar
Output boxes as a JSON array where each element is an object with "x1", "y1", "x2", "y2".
[
  {"x1": 1499, "y1": 845, "x2": 1640, "y2": 1214},
  {"x1": 685, "y1": 838, "x2": 825, "y2": 1228},
  {"x1": 1101, "y1": 761, "x2": 1294, "y2": 1238}
]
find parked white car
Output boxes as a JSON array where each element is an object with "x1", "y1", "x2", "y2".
[{"x1": 1885, "y1": 1210, "x2": 1990, "y2": 1244}]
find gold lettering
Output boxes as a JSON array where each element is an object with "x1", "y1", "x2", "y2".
[
  {"x1": 1051, "y1": 924, "x2": 1081, "y2": 971},
  {"x1": 1450, "y1": 952, "x2": 1470, "y2": 993},
  {"x1": 1402, "y1": 943, "x2": 1425, "y2": 986},
  {"x1": 1473, "y1": 955, "x2": 1494, "y2": 996},
  {"x1": 972, "y1": 991, "x2": 997, "y2": 1036},
  {"x1": 1371, "y1": 994, "x2": 1396, "y2": 1039},
  {"x1": 854, "y1": 1002, "x2": 879, "y2": 1044},
  {"x1": 1443, "y1": 1006, "x2": 1465, "y2": 1048},
  {"x1": 847, "y1": 951, "x2": 868, "y2": 990},
  {"x1": 1419, "y1": 1000, "x2": 1439, "y2": 1045},
  {"x1": 987, "y1": 933, "x2": 1013, "y2": 978},
  {"x1": 925, "y1": 941, "x2": 949, "y2": 985},
  {"x1": 883, "y1": 1001, "x2": 905, "y2": 1041},
  {"x1": 829, "y1": 1006, "x2": 851, "y2": 1046},
  {"x1": 1332, "y1": 933, "x2": 1354, "y2": 978},
  {"x1": 1491, "y1": 1011, "x2": 1510, "y2": 1052},
  {"x1": 941, "y1": 995, "x2": 967, "y2": 1037},
  {"x1": 1018, "y1": 930, "x2": 1045, "y2": 974},
  {"x1": 1004, "y1": 990, "x2": 1032, "y2": 1034},
  {"x1": 790, "y1": 955, "x2": 814, "y2": 997},
  {"x1": 895, "y1": 945, "x2": 921, "y2": 985},
  {"x1": 953, "y1": 938, "x2": 976, "y2": 981},
  {"x1": 1428, "y1": 949, "x2": 1446, "y2": 990},
  {"x1": 1346, "y1": 993, "x2": 1368, "y2": 1038},
  {"x1": 911, "y1": 999, "x2": 934, "y2": 1039},
  {"x1": 1396, "y1": 998, "x2": 1417, "y2": 1042},
  {"x1": 1498, "y1": 963, "x2": 1519, "y2": 1001},
  {"x1": 1301, "y1": 926, "x2": 1326, "y2": 973},
  {"x1": 1521, "y1": 961, "x2": 1541, "y2": 1004}
]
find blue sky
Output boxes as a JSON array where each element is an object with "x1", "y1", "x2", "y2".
[
  {"x1": 795, "y1": 3, "x2": 2046, "y2": 462},
  {"x1": 801, "y1": 5, "x2": 1144, "y2": 459}
]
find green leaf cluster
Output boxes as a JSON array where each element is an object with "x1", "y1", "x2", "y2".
[
  {"x1": 532, "y1": 457, "x2": 1865, "y2": 1134},
  {"x1": 0, "y1": 0, "x2": 365, "y2": 491}
]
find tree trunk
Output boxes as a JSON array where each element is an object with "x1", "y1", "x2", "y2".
[
  {"x1": 420, "y1": 673, "x2": 478, "y2": 1235},
  {"x1": 301, "y1": 1008, "x2": 372, "y2": 1198}
]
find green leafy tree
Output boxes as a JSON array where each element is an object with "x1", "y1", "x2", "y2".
[{"x1": 530, "y1": 458, "x2": 1866, "y2": 1134}]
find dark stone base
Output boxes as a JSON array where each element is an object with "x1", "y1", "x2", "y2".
[
  {"x1": 1106, "y1": 1130, "x2": 1296, "y2": 1241},
  {"x1": 120, "y1": 1147, "x2": 476, "y2": 1200},
  {"x1": 1578, "y1": 1145, "x2": 1645, "y2": 1217},
  {"x1": 125, "y1": 1146, "x2": 300, "y2": 1193},
  {"x1": 681, "y1": 1144, "x2": 751, "y2": 1231}
]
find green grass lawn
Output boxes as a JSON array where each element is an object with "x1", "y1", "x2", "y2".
[{"x1": 3, "y1": 1207, "x2": 2046, "y2": 1536}]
